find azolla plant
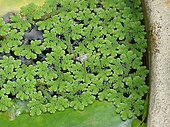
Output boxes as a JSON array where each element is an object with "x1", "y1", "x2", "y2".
[{"x1": 0, "y1": 0, "x2": 148, "y2": 120}]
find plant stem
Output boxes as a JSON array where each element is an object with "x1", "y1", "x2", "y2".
[{"x1": 83, "y1": 61, "x2": 87, "y2": 83}]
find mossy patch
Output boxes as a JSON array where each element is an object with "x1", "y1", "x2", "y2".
[{"x1": 0, "y1": 0, "x2": 148, "y2": 121}]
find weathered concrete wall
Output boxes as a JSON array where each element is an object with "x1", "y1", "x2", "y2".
[{"x1": 142, "y1": 0, "x2": 170, "y2": 127}]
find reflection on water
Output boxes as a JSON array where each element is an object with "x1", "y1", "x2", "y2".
[
  {"x1": 5, "y1": 100, "x2": 29, "y2": 121},
  {"x1": 0, "y1": 0, "x2": 45, "y2": 16}
]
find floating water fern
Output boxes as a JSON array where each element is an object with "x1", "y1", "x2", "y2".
[{"x1": 0, "y1": 0, "x2": 148, "y2": 121}]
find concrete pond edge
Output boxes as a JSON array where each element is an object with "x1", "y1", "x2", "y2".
[{"x1": 142, "y1": 0, "x2": 170, "y2": 127}]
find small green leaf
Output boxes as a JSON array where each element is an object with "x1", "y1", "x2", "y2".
[
  {"x1": 141, "y1": 122, "x2": 147, "y2": 127},
  {"x1": 142, "y1": 94, "x2": 149, "y2": 122},
  {"x1": 98, "y1": 91, "x2": 107, "y2": 101},
  {"x1": 131, "y1": 118, "x2": 141, "y2": 127}
]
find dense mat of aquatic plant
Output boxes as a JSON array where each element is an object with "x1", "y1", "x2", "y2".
[{"x1": 0, "y1": 0, "x2": 148, "y2": 120}]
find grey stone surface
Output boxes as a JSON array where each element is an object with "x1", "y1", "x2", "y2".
[{"x1": 142, "y1": 0, "x2": 170, "y2": 127}]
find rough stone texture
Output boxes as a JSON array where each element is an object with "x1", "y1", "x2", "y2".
[{"x1": 142, "y1": 0, "x2": 170, "y2": 127}]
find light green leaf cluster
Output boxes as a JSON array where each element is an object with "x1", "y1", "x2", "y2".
[
  {"x1": 20, "y1": 3, "x2": 45, "y2": 20},
  {"x1": 0, "y1": 18, "x2": 9, "y2": 36},
  {"x1": 0, "y1": 95, "x2": 13, "y2": 111},
  {"x1": 10, "y1": 14, "x2": 31, "y2": 31},
  {"x1": 12, "y1": 40, "x2": 45, "y2": 59},
  {"x1": 27, "y1": 91, "x2": 46, "y2": 116},
  {"x1": 46, "y1": 96, "x2": 69, "y2": 113},
  {"x1": 36, "y1": 61, "x2": 57, "y2": 80}
]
